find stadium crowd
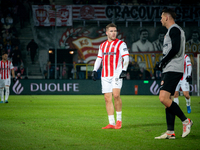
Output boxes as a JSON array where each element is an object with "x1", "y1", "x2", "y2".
[{"x1": 0, "y1": 0, "x2": 32, "y2": 78}]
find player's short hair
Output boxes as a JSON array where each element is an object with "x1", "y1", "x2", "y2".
[
  {"x1": 162, "y1": 8, "x2": 176, "y2": 20},
  {"x1": 106, "y1": 23, "x2": 117, "y2": 31}
]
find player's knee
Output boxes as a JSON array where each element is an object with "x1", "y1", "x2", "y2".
[
  {"x1": 159, "y1": 95, "x2": 165, "y2": 103},
  {"x1": 113, "y1": 93, "x2": 120, "y2": 100},
  {"x1": 184, "y1": 94, "x2": 190, "y2": 99}
]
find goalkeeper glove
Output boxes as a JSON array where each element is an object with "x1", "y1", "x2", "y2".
[
  {"x1": 186, "y1": 76, "x2": 192, "y2": 82},
  {"x1": 119, "y1": 70, "x2": 127, "y2": 79},
  {"x1": 92, "y1": 71, "x2": 98, "y2": 81}
]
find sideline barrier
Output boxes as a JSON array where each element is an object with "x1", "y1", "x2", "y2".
[{"x1": 11, "y1": 80, "x2": 197, "y2": 95}]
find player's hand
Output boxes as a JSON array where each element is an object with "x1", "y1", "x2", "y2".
[
  {"x1": 119, "y1": 70, "x2": 127, "y2": 79},
  {"x1": 12, "y1": 77, "x2": 17, "y2": 83},
  {"x1": 186, "y1": 76, "x2": 192, "y2": 82},
  {"x1": 92, "y1": 71, "x2": 98, "y2": 81}
]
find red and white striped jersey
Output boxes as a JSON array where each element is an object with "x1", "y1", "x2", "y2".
[
  {"x1": 97, "y1": 38, "x2": 129, "y2": 77},
  {"x1": 181, "y1": 54, "x2": 192, "y2": 80},
  {"x1": 0, "y1": 60, "x2": 14, "y2": 79}
]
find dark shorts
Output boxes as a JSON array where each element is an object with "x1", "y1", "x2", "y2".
[{"x1": 160, "y1": 72, "x2": 183, "y2": 95}]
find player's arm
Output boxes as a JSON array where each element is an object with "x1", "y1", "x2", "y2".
[
  {"x1": 92, "y1": 47, "x2": 102, "y2": 81},
  {"x1": 160, "y1": 27, "x2": 181, "y2": 66},
  {"x1": 186, "y1": 56, "x2": 192, "y2": 75},
  {"x1": 122, "y1": 55, "x2": 129, "y2": 71},
  {"x1": 186, "y1": 56, "x2": 192, "y2": 82},
  {"x1": 11, "y1": 69, "x2": 15, "y2": 78},
  {"x1": 119, "y1": 42, "x2": 129, "y2": 78},
  {"x1": 10, "y1": 62, "x2": 16, "y2": 82},
  {"x1": 93, "y1": 57, "x2": 102, "y2": 72},
  {"x1": 11, "y1": 69, "x2": 16, "y2": 83}
]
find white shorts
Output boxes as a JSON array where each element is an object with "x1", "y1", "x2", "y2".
[
  {"x1": 101, "y1": 76, "x2": 122, "y2": 93},
  {"x1": 175, "y1": 80, "x2": 189, "y2": 92}
]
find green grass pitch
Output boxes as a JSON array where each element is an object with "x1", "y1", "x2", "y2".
[{"x1": 0, "y1": 95, "x2": 199, "y2": 150}]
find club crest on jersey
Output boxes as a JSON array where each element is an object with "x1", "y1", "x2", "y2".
[
  {"x1": 103, "y1": 52, "x2": 116, "y2": 55},
  {"x1": 160, "y1": 80, "x2": 164, "y2": 85}
]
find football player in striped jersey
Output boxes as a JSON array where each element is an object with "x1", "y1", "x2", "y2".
[{"x1": 92, "y1": 23, "x2": 129, "y2": 129}]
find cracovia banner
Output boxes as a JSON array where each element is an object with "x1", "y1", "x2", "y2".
[
  {"x1": 32, "y1": 5, "x2": 200, "y2": 23},
  {"x1": 11, "y1": 80, "x2": 197, "y2": 95}
]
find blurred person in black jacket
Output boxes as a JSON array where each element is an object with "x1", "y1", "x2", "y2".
[{"x1": 27, "y1": 39, "x2": 38, "y2": 64}]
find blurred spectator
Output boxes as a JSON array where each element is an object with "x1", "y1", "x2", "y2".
[
  {"x1": 2, "y1": 30, "x2": 12, "y2": 44},
  {"x1": 96, "y1": 68, "x2": 101, "y2": 79},
  {"x1": 0, "y1": 36, "x2": 4, "y2": 49},
  {"x1": 62, "y1": 62, "x2": 69, "y2": 79},
  {"x1": 27, "y1": 39, "x2": 38, "y2": 64},
  {"x1": 17, "y1": 1, "x2": 27, "y2": 29},
  {"x1": 17, "y1": 63, "x2": 25, "y2": 76},
  {"x1": 139, "y1": 68, "x2": 151, "y2": 80},
  {"x1": 16, "y1": 73, "x2": 22, "y2": 80},
  {"x1": 11, "y1": 35, "x2": 20, "y2": 48},
  {"x1": 23, "y1": 0, "x2": 32, "y2": 23},
  {"x1": 11, "y1": 45, "x2": 22, "y2": 67},
  {"x1": 114, "y1": 0, "x2": 120, "y2": 5},
  {"x1": 4, "y1": 14, "x2": 13, "y2": 25},
  {"x1": 154, "y1": 64, "x2": 162, "y2": 80},
  {"x1": 127, "y1": 61, "x2": 141, "y2": 80},
  {"x1": 5, "y1": 41, "x2": 12, "y2": 55},
  {"x1": 44, "y1": 61, "x2": 52, "y2": 79},
  {"x1": 76, "y1": 59, "x2": 86, "y2": 79}
]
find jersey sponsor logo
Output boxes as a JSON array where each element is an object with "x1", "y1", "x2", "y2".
[
  {"x1": 12, "y1": 80, "x2": 24, "y2": 94},
  {"x1": 103, "y1": 52, "x2": 116, "y2": 55}
]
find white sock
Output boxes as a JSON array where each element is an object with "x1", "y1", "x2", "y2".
[
  {"x1": 185, "y1": 98, "x2": 190, "y2": 106},
  {"x1": 108, "y1": 115, "x2": 115, "y2": 125},
  {"x1": 174, "y1": 98, "x2": 179, "y2": 105},
  {"x1": 1, "y1": 88, "x2": 4, "y2": 102},
  {"x1": 5, "y1": 86, "x2": 9, "y2": 101},
  {"x1": 116, "y1": 111, "x2": 122, "y2": 121}
]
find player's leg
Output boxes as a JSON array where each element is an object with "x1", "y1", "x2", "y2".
[
  {"x1": 102, "y1": 92, "x2": 115, "y2": 129},
  {"x1": 101, "y1": 77, "x2": 115, "y2": 129},
  {"x1": 0, "y1": 80, "x2": 5, "y2": 103},
  {"x1": 155, "y1": 91, "x2": 176, "y2": 139},
  {"x1": 113, "y1": 88, "x2": 122, "y2": 129},
  {"x1": 0, "y1": 88, "x2": 3, "y2": 103},
  {"x1": 182, "y1": 81, "x2": 191, "y2": 113},
  {"x1": 5, "y1": 78, "x2": 11, "y2": 103},
  {"x1": 156, "y1": 72, "x2": 193, "y2": 138},
  {"x1": 1, "y1": 87, "x2": 4, "y2": 103},
  {"x1": 112, "y1": 77, "x2": 123, "y2": 129},
  {"x1": 174, "y1": 82, "x2": 181, "y2": 105}
]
